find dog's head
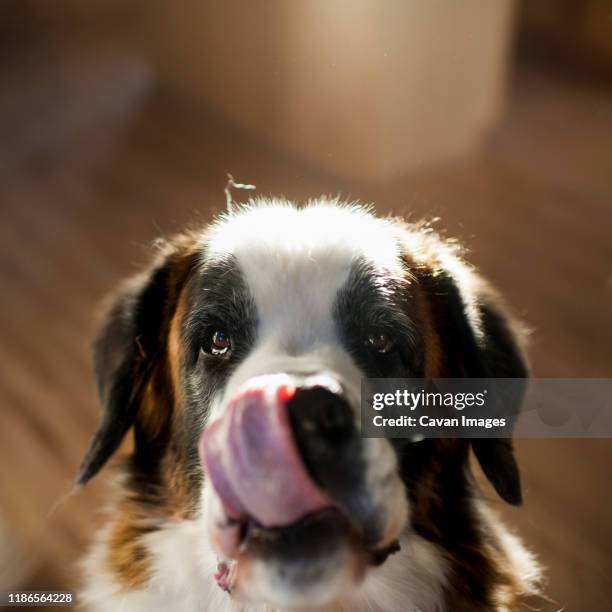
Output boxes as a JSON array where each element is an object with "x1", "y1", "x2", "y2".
[{"x1": 78, "y1": 200, "x2": 527, "y2": 608}]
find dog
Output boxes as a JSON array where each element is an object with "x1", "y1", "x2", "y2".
[{"x1": 78, "y1": 199, "x2": 541, "y2": 611}]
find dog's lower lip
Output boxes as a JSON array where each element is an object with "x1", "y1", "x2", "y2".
[
  {"x1": 217, "y1": 507, "x2": 348, "y2": 559},
  {"x1": 220, "y1": 508, "x2": 397, "y2": 567},
  {"x1": 227, "y1": 508, "x2": 342, "y2": 550},
  {"x1": 367, "y1": 539, "x2": 401, "y2": 566}
]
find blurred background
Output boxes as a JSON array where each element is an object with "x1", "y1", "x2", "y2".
[{"x1": 0, "y1": 1, "x2": 610, "y2": 609}]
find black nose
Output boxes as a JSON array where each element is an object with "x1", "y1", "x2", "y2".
[
  {"x1": 287, "y1": 384, "x2": 358, "y2": 490},
  {"x1": 286, "y1": 379, "x2": 383, "y2": 547}
]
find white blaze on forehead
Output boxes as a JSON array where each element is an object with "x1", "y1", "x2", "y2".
[{"x1": 204, "y1": 199, "x2": 403, "y2": 344}]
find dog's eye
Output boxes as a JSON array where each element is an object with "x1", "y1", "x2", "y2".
[
  {"x1": 204, "y1": 329, "x2": 232, "y2": 357},
  {"x1": 365, "y1": 331, "x2": 395, "y2": 355}
]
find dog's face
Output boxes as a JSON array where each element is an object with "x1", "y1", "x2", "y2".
[{"x1": 78, "y1": 201, "x2": 527, "y2": 609}]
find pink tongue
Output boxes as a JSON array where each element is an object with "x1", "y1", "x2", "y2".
[{"x1": 200, "y1": 378, "x2": 329, "y2": 528}]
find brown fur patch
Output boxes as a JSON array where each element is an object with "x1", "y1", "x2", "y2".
[
  {"x1": 415, "y1": 286, "x2": 444, "y2": 378},
  {"x1": 103, "y1": 234, "x2": 204, "y2": 587},
  {"x1": 106, "y1": 501, "x2": 156, "y2": 589},
  {"x1": 404, "y1": 440, "x2": 518, "y2": 610}
]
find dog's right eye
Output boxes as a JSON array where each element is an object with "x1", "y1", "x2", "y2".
[{"x1": 202, "y1": 329, "x2": 232, "y2": 357}]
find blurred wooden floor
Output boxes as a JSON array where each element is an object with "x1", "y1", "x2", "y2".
[{"x1": 0, "y1": 40, "x2": 610, "y2": 610}]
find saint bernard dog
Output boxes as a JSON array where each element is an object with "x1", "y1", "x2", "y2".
[{"x1": 77, "y1": 199, "x2": 541, "y2": 611}]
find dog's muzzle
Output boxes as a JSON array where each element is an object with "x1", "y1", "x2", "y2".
[{"x1": 199, "y1": 372, "x2": 394, "y2": 559}]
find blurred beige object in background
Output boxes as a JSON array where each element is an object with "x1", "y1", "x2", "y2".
[{"x1": 150, "y1": 0, "x2": 517, "y2": 178}]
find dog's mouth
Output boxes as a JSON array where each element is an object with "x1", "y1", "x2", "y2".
[
  {"x1": 224, "y1": 508, "x2": 356, "y2": 564},
  {"x1": 211, "y1": 507, "x2": 401, "y2": 600},
  {"x1": 214, "y1": 506, "x2": 399, "y2": 567},
  {"x1": 200, "y1": 374, "x2": 404, "y2": 601}
]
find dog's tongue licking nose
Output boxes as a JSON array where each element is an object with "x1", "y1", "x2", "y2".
[{"x1": 200, "y1": 377, "x2": 329, "y2": 531}]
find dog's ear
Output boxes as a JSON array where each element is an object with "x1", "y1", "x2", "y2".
[
  {"x1": 76, "y1": 240, "x2": 195, "y2": 486},
  {"x1": 414, "y1": 244, "x2": 528, "y2": 506}
]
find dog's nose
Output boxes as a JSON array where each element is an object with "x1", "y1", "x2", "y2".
[
  {"x1": 287, "y1": 383, "x2": 356, "y2": 484},
  {"x1": 287, "y1": 385, "x2": 355, "y2": 462}
]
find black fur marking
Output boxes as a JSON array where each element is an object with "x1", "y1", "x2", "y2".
[
  {"x1": 77, "y1": 255, "x2": 193, "y2": 486},
  {"x1": 181, "y1": 255, "x2": 258, "y2": 458},
  {"x1": 421, "y1": 272, "x2": 526, "y2": 505},
  {"x1": 183, "y1": 254, "x2": 258, "y2": 371},
  {"x1": 333, "y1": 259, "x2": 422, "y2": 378}
]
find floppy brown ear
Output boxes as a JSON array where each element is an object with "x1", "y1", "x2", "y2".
[
  {"x1": 416, "y1": 254, "x2": 528, "y2": 506},
  {"x1": 76, "y1": 241, "x2": 195, "y2": 486}
]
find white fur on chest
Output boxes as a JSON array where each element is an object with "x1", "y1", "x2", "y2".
[{"x1": 80, "y1": 519, "x2": 447, "y2": 612}]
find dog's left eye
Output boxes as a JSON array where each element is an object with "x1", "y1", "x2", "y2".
[
  {"x1": 365, "y1": 331, "x2": 396, "y2": 354},
  {"x1": 203, "y1": 329, "x2": 232, "y2": 357}
]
